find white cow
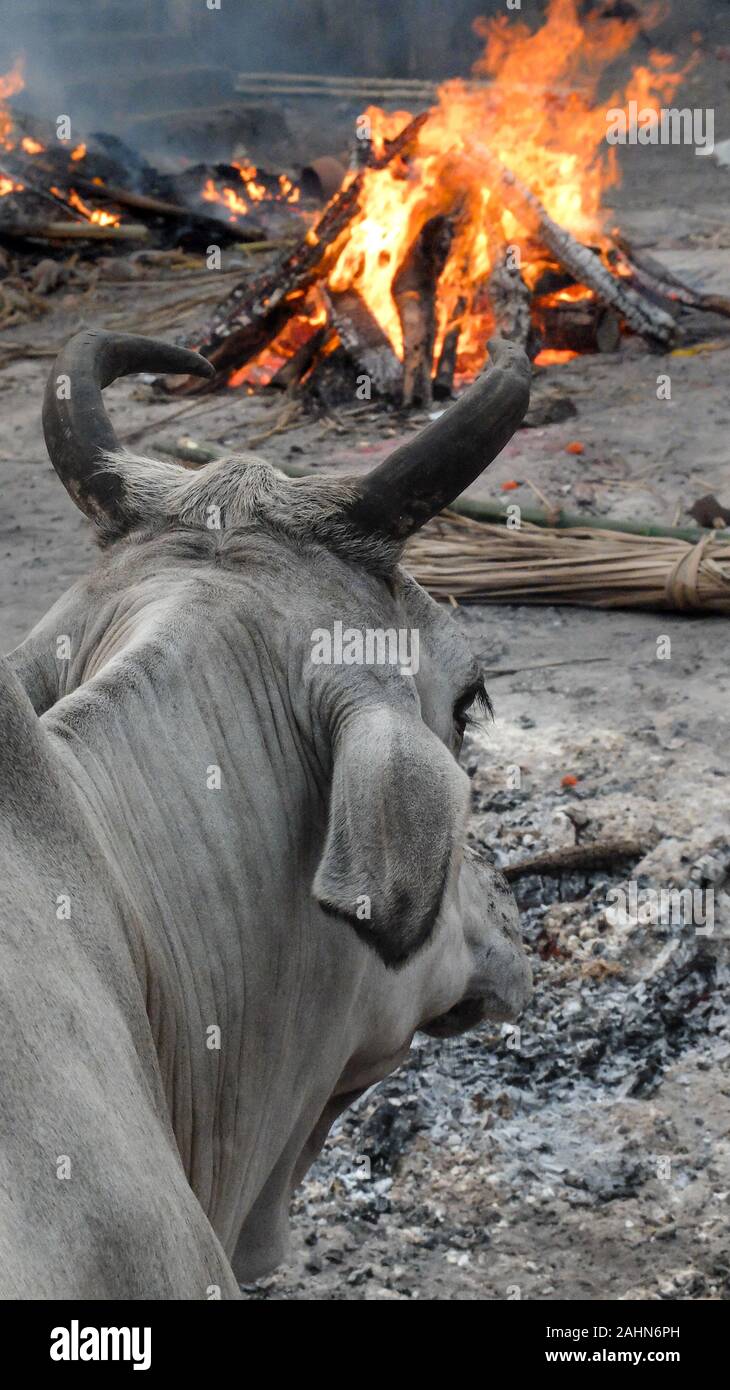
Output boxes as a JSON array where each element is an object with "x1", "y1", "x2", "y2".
[{"x1": 0, "y1": 331, "x2": 531, "y2": 1297}]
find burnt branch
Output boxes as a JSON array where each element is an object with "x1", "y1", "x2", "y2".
[
  {"x1": 166, "y1": 111, "x2": 430, "y2": 395},
  {"x1": 392, "y1": 214, "x2": 453, "y2": 408},
  {"x1": 472, "y1": 143, "x2": 676, "y2": 345}
]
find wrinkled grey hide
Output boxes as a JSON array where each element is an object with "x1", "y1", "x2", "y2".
[{"x1": 0, "y1": 336, "x2": 531, "y2": 1298}]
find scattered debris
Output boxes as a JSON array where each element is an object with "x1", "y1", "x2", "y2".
[{"x1": 688, "y1": 493, "x2": 730, "y2": 529}]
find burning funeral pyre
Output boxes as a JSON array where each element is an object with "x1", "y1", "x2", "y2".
[{"x1": 0, "y1": 1, "x2": 729, "y2": 406}]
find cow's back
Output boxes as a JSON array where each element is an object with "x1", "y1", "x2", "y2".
[{"x1": 0, "y1": 656, "x2": 240, "y2": 1298}]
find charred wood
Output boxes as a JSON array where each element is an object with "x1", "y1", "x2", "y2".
[
  {"x1": 503, "y1": 839, "x2": 651, "y2": 882},
  {"x1": 472, "y1": 143, "x2": 676, "y2": 344},
  {"x1": 486, "y1": 252, "x2": 531, "y2": 349},
  {"x1": 434, "y1": 295, "x2": 465, "y2": 400},
  {"x1": 164, "y1": 111, "x2": 430, "y2": 394},
  {"x1": 65, "y1": 177, "x2": 204, "y2": 223},
  {"x1": 609, "y1": 232, "x2": 730, "y2": 322},
  {"x1": 324, "y1": 287, "x2": 402, "y2": 399},
  {"x1": 305, "y1": 343, "x2": 363, "y2": 411},
  {"x1": 392, "y1": 214, "x2": 453, "y2": 408},
  {"x1": 268, "y1": 325, "x2": 330, "y2": 389},
  {"x1": 533, "y1": 297, "x2": 621, "y2": 354}
]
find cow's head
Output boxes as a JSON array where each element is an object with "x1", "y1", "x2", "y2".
[{"x1": 34, "y1": 330, "x2": 531, "y2": 1041}]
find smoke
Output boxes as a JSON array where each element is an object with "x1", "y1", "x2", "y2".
[{"x1": 0, "y1": 0, "x2": 721, "y2": 151}]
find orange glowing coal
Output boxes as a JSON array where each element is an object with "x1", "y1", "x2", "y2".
[
  {"x1": 228, "y1": 292, "x2": 329, "y2": 387},
  {"x1": 533, "y1": 348, "x2": 580, "y2": 366},
  {"x1": 0, "y1": 58, "x2": 46, "y2": 159}
]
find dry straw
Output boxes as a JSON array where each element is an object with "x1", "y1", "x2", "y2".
[{"x1": 405, "y1": 511, "x2": 730, "y2": 613}]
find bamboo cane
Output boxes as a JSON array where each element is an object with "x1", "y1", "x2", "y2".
[{"x1": 0, "y1": 221, "x2": 149, "y2": 241}]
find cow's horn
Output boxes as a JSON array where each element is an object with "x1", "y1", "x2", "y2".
[
  {"x1": 346, "y1": 338, "x2": 531, "y2": 539},
  {"x1": 42, "y1": 330, "x2": 214, "y2": 527}
]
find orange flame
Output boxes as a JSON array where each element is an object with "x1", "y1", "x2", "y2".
[
  {"x1": 52, "y1": 185, "x2": 121, "y2": 227},
  {"x1": 534, "y1": 348, "x2": 579, "y2": 366},
  {"x1": 325, "y1": 0, "x2": 688, "y2": 376},
  {"x1": 0, "y1": 56, "x2": 25, "y2": 151},
  {"x1": 202, "y1": 176, "x2": 249, "y2": 220},
  {"x1": 0, "y1": 174, "x2": 23, "y2": 197},
  {"x1": 228, "y1": 292, "x2": 328, "y2": 388},
  {"x1": 201, "y1": 162, "x2": 302, "y2": 222}
]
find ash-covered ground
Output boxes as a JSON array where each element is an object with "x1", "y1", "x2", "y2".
[
  {"x1": 1, "y1": 38, "x2": 729, "y2": 1302},
  {"x1": 250, "y1": 644, "x2": 730, "y2": 1300}
]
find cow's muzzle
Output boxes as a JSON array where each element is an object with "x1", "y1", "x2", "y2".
[{"x1": 420, "y1": 856, "x2": 532, "y2": 1038}]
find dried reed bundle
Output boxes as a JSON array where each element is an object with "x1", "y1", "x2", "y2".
[{"x1": 405, "y1": 511, "x2": 730, "y2": 613}]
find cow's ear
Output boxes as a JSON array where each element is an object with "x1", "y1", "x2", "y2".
[{"x1": 313, "y1": 706, "x2": 470, "y2": 967}]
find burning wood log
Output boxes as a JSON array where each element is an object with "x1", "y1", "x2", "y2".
[
  {"x1": 486, "y1": 251, "x2": 531, "y2": 349},
  {"x1": 166, "y1": 111, "x2": 430, "y2": 395},
  {"x1": 470, "y1": 143, "x2": 677, "y2": 345},
  {"x1": 434, "y1": 295, "x2": 466, "y2": 400},
  {"x1": 610, "y1": 232, "x2": 730, "y2": 322},
  {"x1": 65, "y1": 178, "x2": 203, "y2": 223},
  {"x1": 392, "y1": 214, "x2": 453, "y2": 408},
  {"x1": 533, "y1": 296, "x2": 621, "y2": 354},
  {"x1": 0, "y1": 158, "x2": 89, "y2": 223},
  {"x1": 323, "y1": 288, "x2": 402, "y2": 399},
  {"x1": 66, "y1": 174, "x2": 262, "y2": 245},
  {"x1": 268, "y1": 325, "x2": 330, "y2": 389}
]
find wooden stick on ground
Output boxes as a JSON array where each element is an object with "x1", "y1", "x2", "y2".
[
  {"x1": 502, "y1": 839, "x2": 651, "y2": 881},
  {"x1": 0, "y1": 221, "x2": 149, "y2": 241},
  {"x1": 248, "y1": 399, "x2": 304, "y2": 446}
]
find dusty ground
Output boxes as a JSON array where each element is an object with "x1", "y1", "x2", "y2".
[{"x1": 1, "y1": 42, "x2": 729, "y2": 1302}]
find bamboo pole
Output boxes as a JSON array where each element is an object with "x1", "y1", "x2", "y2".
[
  {"x1": 236, "y1": 73, "x2": 440, "y2": 87},
  {"x1": 234, "y1": 73, "x2": 585, "y2": 99},
  {"x1": 66, "y1": 178, "x2": 197, "y2": 221},
  {"x1": 153, "y1": 436, "x2": 730, "y2": 544},
  {"x1": 150, "y1": 439, "x2": 730, "y2": 612},
  {"x1": 0, "y1": 221, "x2": 149, "y2": 241}
]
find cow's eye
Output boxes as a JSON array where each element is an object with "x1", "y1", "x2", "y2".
[{"x1": 453, "y1": 679, "x2": 492, "y2": 736}]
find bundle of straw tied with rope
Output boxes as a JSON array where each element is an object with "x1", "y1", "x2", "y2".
[{"x1": 405, "y1": 508, "x2": 730, "y2": 613}]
